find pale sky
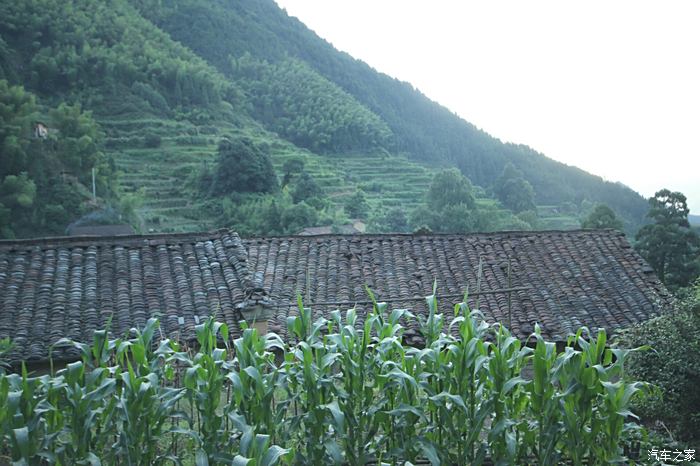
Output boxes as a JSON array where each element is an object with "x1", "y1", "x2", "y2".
[{"x1": 274, "y1": 0, "x2": 700, "y2": 214}]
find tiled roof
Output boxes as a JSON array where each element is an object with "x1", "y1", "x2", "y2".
[
  {"x1": 244, "y1": 230, "x2": 672, "y2": 344},
  {"x1": 0, "y1": 230, "x2": 254, "y2": 363},
  {"x1": 0, "y1": 229, "x2": 672, "y2": 363}
]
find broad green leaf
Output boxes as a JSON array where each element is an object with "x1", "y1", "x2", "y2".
[
  {"x1": 232, "y1": 456, "x2": 252, "y2": 466},
  {"x1": 418, "y1": 438, "x2": 440, "y2": 466},
  {"x1": 261, "y1": 445, "x2": 289, "y2": 466},
  {"x1": 195, "y1": 450, "x2": 209, "y2": 466},
  {"x1": 323, "y1": 400, "x2": 345, "y2": 432},
  {"x1": 13, "y1": 426, "x2": 30, "y2": 459}
]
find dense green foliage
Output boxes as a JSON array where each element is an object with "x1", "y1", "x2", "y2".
[
  {"x1": 408, "y1": 169, "x2": 536, "y2": 234},
  {"x1": 581, "y1": 204, "x2": 624, "y2": 231},
  {"x1": 617, "y1": 280, "x2": 700, "y2": 442},
  {"x1": 635, "y1": 190, "x2": 700, "y2": 289},
  {"x1": 210, "y1": 137, "x2": 278, "y2": 196},
  {"x1": 0, "y1": 0, "x2": 243, "y2": 237},
  {"x1": 426, "y1": 168, "x2": 476, "y2": 211},
  {"x1": 0, "y1": 80, "x2": 114, "y2": 238},
  {"x1": 343, "y1": 190, "x2": 370, "y2": 219},
  {"x1": 231, "y1": 55, "x2": 391, "y2": 154},
  {"x1": 218, "y1": 193, "x2": 333, "y2": 237},
  {"x1": 368, "y1": 207, "x2": 411, "y2": 233},
  {"x1": 205, "y1": 148, "x2": 346, "y2": 236},
  {"x1": 0, "y1": 293, "x2": 649, "y2": 464},
  {"x1": 290, "y1": 171, "x2": 322, "y2": 204},
  {"x1": 0, "y1": 0, "x2": 237, "y2": 115},
  {"x1": 493, "y1": 163, "x2": 536, "y2": 213}
]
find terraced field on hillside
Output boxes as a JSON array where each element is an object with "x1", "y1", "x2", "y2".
[
  {"x1": 113, "y1": 146, "x2": 217, "y2": 233},
  {"x1": 101, "y1": 117, "x2": 443, "y2": 233},
  {"x1": 101, "y1": 117, "x2": 581, "y2": 234},
  {"x1": 269, "y1": 147, "x2": 438, "y2": 211},
  {"x1": 101, "y1": 117, "x2": 220, "y2": 233}
]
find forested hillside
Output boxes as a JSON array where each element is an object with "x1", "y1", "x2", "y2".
[
  {"x1": 0, "y1": 0, "x2": 650, "y2": 238},
  {"x1": 133, "y1": 0, "x2": 648, "y2": 227}
]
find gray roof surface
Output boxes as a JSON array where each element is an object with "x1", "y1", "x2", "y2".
[{"x1": 0, "y1": 229, "x2": 672, "y2": 363}]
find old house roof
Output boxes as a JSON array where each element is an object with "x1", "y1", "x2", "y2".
[
  {"x1": 0, "y1": 230, "x2": 256, "y2": 363},
  {"x1": 0, "y1": 229, "x2": 672, "y2": 363},
  {"x1": 244, "y1": 230, "x2": 672, "y2": 345}
]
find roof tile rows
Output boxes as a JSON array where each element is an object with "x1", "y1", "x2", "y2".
[
  {"x1": 245, "y1": 230, "x2": 672, "y2": 344},
  {"x1": 0, "y1": 230, "x2": 253, "y2": 362},
  {"x1": 0, "y1": 229, "x2": 672, "y2": 363}
]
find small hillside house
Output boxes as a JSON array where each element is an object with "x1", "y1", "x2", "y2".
[{"x1": 34, "y1": 122, "x2": 49, "y2": 139}]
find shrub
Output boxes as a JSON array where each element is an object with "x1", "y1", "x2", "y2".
[
  {"x1": 616, "y1": 280, "x2": 700, "y2": 442},
  {"x1": 143, "y1": 133, "x2": 162, "y2": 148}
]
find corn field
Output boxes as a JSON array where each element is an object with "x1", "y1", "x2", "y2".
[{"x1": 0, "y1": 293, "x2": 648, "y2": 465}]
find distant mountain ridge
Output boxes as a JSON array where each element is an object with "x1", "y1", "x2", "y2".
[{"x1": 0, "y1": 0, "x2": 649, "y2": 236}]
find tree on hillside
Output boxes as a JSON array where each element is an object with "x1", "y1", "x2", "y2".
[
  {"x1": 493, "y1": 163, "x2": 536, "y2": 213},
  {"x1": 282, "y1": 157, "x2": 305, "y2": 187},
  {"x1": 369, "y1": 207, "x2": 410, "y2": 233},
  {"x1": 410, "y1": 169, "x2": 481, "y2": 233},
  {"x1": 49, "y1": 103, "x2": 104, "y2": 184},
  {"x1": 635, "y1": 189, "x2": 700, "y2": 289},
  {"x1": 0, "y1": 173, "x2": 36, "y2": 210},
  {"x1": 211, "y1": 137, "x2": 278, "y2": 195},
  {"x1": 291, "y1": 171, "x2": 322, "y2": 204},
  {"x1": 344, "y1": 190, "x2": 370, "y2": 218},
  {"x1": 581, "y1": 204, "x2": 623, "y2": 230},
  {"x1": 280, "y1": 201, "x2": 319, "y2": 233},
  {"x1": 0, "y1": 80, "x2": 36, "y2": 179},
  {"x1": 427, "y1": 168, "x2": 475, "y2": 210}
]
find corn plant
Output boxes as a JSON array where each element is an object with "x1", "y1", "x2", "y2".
[
  {"x1": 327, "y1": 303, "x2": 387, "y2": 465},
  {"x1": 111, "y1": 320, "x2": 184, "y2": 464},
  {"x1": 56, "y1": 361, "x2": 116, "y2": 463},
  {"x1": 1, "y1": 368, "x2": 50, "y2": 464},
  {"x1": 554, "y1": 327, "x2": 649, "y2": 464},
  {"x1": 432, "y1": 302, "x2": 492, "y2": 464},
  {"x1": 486, "y1": 323, "x2": 531, "y2": 464},
  {"x1": 373, "y1": 307, "x2": 422, "y2": 463},
  {"x1": 0, "y1": 291, "x2": 651, "y2": 465},
  {"x1": 285, "y1": 332, "x2": 339, "y2": 462},
  {"x1": 181, "y1": 318, "x2": 231, "y2": 461},
  {"x1": 523, "y1": 324, "x2": 563, "y2": 465},
  {"x1": 228, "y1": 325, "x2": 286, "y2": 442}
]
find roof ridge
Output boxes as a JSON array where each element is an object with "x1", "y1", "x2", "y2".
[
  {"x1": 0, "y1": 228, "x2": 235, "y2": 250},
  {"x1": 0, "y1": 228, "x2": 626, "y2": 248},
  {"x1": 243, "y1": 228, "x2": 626, "y2": 241}
]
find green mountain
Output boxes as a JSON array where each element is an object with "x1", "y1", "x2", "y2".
[
  {"x1": 134, "y1": 0, "x2": 647, "y2": 218},
  {"x1": 0, "y1": 0, "x2": 648, "y2": 238}
]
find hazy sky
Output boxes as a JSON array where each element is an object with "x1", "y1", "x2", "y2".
[{"x1": 274, "y1": 0, "x2": 700, "y2": 214}]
